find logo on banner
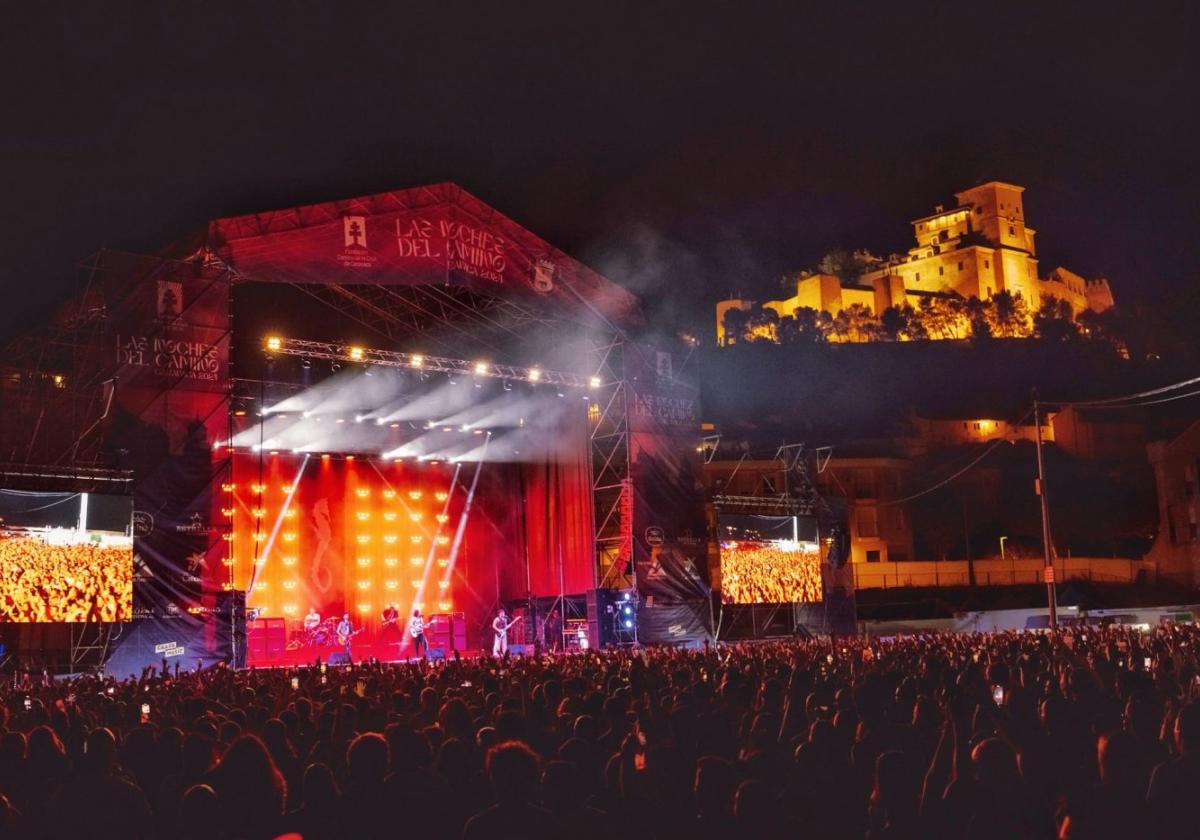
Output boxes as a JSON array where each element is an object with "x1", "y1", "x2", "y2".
[
  {"x1": 656, "y1": 351, "x2": 673, "y2": 381},
  {"x1": 344, "y1": 216, "x2": 367, "y2": 249},
  {"x1": 132, "y1": 511, "x2": 155, "y2": 537},
  {"x1": 154, "y1": 641, "x2": 186, "y2": 658},
  {"x1": 174, "y1": 512, "x2": 207, "y2": 535},
  {"x1": 645, "y1": 526, "x2": 665, "y2": 547},
  {"x1": 532, "y1": 259, "x2": 556, "y2": 293},
  {"x1": 338, "y1": 216, "x2": 378, "y2": 269},
  {"x1": 645, "y1": 555, "x2": 667, "y2": 580},
  {"x1": 667, "y1": 624, "x2": 686, "y2": 637},
  {"x1": 157, "y1": 280, "x2": 183, "y2": 320}
]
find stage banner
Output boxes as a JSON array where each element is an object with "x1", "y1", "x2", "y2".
[
  {"x1": 635, "y1": 601, "x2": 711, "y2": 648},
  {"x1": 624, "y1": 341, "x2": 711, "y2": 643},
  {"x1": 207, "y1": 183, "x2": 640, "y2": 327},
  {"x1": 101, "y1": 256, "x2": 232, "y2": 620}
]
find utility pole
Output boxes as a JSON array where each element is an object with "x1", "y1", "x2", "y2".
[{"x1": 1033, "y1": 395, "x2": 1058, "y2": 631}]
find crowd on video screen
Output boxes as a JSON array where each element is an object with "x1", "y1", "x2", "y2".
[
  {"x1": 0, "y1": 535, "x2": 132, "y2": 622},
  {"x1": 720, "y1": 541, "x2": 823, "y2": 604}
]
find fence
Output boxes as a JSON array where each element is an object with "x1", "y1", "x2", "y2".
[{"x1": 853, "y1": 557, "x2": 1155, "y2": 589}]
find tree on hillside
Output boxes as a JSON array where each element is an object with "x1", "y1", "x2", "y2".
[
  {"x1": 988, "y1": 290, "x2": 1031, "y2": 337},
  {"x1": 919, "y1": 292, "x2": 968, "y2": 339},
  {"x1": 778, "y1": 306, "x2": 831, "y2": 344},
  {"x1": 964, "y1": 296, "x2": 993, "y2": 341},
  {"x1": 744, "y1": 305, "x2": 781, "y2": 343},
  {"x1": 721, "y1": 306, "x2": 751, "y2": 345},
  {"x1": 831, "y1": 303, "x2": 877, "y2": 342},
  {"x1": 1033, "y1": 297, "x2": 1079, "y2": 341},
  {"x1": 877, "y1": 304, "x2": 929, "y2": 341}
]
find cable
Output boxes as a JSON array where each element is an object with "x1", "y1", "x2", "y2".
[
  {"x1": 881, "y1": 406, "x2": 1033, "y2": 506},
  {"x1": 880, "y1": 438, "x2": 1012, "y2": 506},
  {"x1": 1053, "y1": 373, "x2": 1200, "y2": 408}
]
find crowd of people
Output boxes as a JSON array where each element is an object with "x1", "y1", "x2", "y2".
[
  {"x1": 1, "y1": 623, "x2": 1199, "y2": 838},
  {"x1": 720, "y1": 542, "x2": 824, "y2": 604},
  {"x1": 0, "y1": 536, "x2": 132, "y2": 623}
]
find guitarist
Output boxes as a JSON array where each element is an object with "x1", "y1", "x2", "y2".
[
  {"x1": 491, "y1": 608, "x2": 521, "y2": 657},
  {"x1": 409, "y1": 609, "x2": 428, "y2": 659},
  {"x1": 335, "y1": 613, "x2": 357, "y2": 663}
]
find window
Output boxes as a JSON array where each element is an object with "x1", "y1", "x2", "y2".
[
  {"x1": 1008, "y1": 225, "x2": 1016, "y2": 236},
  {"x1": 866, "y1": 549, "x2": 881, "y2": 563},
  {"x1": 973, "y1": 422, "x2": 981, "y2": 430},
  {"x1": 986, "y1": 287, "x2": 993, "y2": 297},
  {"x1": 939, "y1": 230, "x2": 949, "y2": 242},
  {"x1": 856, "y1": 507, "x2": 879, "y2": 538},
  {"x1": 1191, "y1": 523, "x2": 1198, "y2": 541},
  {"x1": 958, "y1": 261, "x2": 964, "y2": 270},
  {"x1": 915, "y1": 272, "x2": 920, "y2": 282},
  {"x1": 938, "y1": 266, "x2": 944, "y2": 276},
  {"x1": 985, "y1": 260, "x2": 990, "y2": 269}
]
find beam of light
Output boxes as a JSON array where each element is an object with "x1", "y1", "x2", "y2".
[{"x1": 246, "y1": 453, "x2": 310, "y2": 600}]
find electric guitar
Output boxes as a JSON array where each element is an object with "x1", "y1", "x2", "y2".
[
  {"x1": 494, "y1": 615, "x2": 523, "y2": 637},
  {"x1": 336, "y1": 626, "x2": 365, "y2": 646},
  {"x1": 409, "y1": 618, "x2": 426, "y2": 638}
]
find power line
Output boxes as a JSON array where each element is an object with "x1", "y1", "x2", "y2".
[
  {"x1": 1053, "y1": 373, "x2": 1200, "y2": 408},
  {"x1": 881, "y1": 407, "x2": 1033, "y2": 506}
]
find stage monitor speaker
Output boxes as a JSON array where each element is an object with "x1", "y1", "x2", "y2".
[
  {"x1": 428, "y1": 647, "x2": 446, "y2": 662},
  {"x1": 586, "y1": 588, "x2": 619, "y2": 648},
  {"x1": 507, "y1": 644, "x2": 531, "y2": 656},
  {"x1": 327, "y1": 652, "x2": 352, "y2": 666}
]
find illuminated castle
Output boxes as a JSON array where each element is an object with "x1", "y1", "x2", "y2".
[{"x1": 716, "y1": 182, "x2": 1115, "y2": 344}]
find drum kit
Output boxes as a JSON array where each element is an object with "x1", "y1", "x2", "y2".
[{"x1": 287, "y1": 616, "x2": 341, "y2": 650}]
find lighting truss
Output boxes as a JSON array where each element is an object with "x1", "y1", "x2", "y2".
[
  {"x1": 712, "y1": 493, "x2": 815, "y2": 516},
  {"x1": 267, "y1": 337, "x2": 598, "y2": 389}
]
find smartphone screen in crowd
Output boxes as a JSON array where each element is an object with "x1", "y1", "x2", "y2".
[
  {"x1": 991, "y1": 685, "x2": 1005, "y2": 705},
  {"x1": 291, "y1": 676, "x2": 300, "y2": 690}
]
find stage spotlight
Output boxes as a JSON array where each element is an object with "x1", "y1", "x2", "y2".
[
  {"x1": 331, "y1": 361, "x2": 341, "y2": 372},
  {"x1": 528, "y1": 368, "x2": 542, "y2": 382},
  {"x1": 301, "y1": 358, "x2": 312, "y2": 370},
  {"x1": 355, "y1": 415, "x2": 365, "y2": 423},
  {"x1": 460, "y1": 424, "x2": 470, "y2": 432},
  {"x1": 622, "y1": 592, "x2": 631, "y2": 601},
  {"x1": 556, "y1": 391, "x2": 565, "y2": 398},
  {"x1": 589, "y1": 375, "x2": 602, "y2": 389},
  {"x1": 473, "y1": 361, "x2": 488, "y2": 376},
  {"x1": 624, "y1": 620, "x2": 633, "y2": 628},
  {"x1": 348, "y1": 346, "x2": 365, "y2": 361},
  {"x1": 266, "y1": 336, "x2": 282, "y2": 352},
  {"x1": 409, "y1": 354, "x2": 424, "y2": 368},
  {"x1": 503, "y1": 381, "x2": 513, "y2": 391}
]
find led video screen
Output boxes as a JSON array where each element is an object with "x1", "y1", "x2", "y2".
[
  {"x1": 718, "y1": 514, "x2": 823, "y2": 604},
  {"x1": 0, "y1": 489, "x2": 134, "y2": 622}
]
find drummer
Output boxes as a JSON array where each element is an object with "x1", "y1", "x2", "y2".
[{"x1": 303, "y1": 607, "x2": 321, "y2": 634}]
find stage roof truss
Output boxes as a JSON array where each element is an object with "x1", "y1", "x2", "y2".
[{"x1": 267, "y1": 338, "x2": 599, "y2": 389}]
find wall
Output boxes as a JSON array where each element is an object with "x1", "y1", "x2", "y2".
[{"x1": 854, "y1": 556, "x2": 1155, "y2": 589}]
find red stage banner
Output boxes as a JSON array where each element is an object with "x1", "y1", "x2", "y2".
[
  {"x1": 100, "y1": 255, "x2": 233, "y2": 620},
  {"x1": 206, "y1": 182, "x2": 641, "y2": 327}
]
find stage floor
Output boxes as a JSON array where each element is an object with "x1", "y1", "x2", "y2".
[{"x1": 247, "y1": 641, "x2": 485, "y2": 668}]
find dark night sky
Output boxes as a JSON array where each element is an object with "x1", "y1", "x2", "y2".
[{"x1": 2, "y1": 3, "x2": 1197, "y2": 340}]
